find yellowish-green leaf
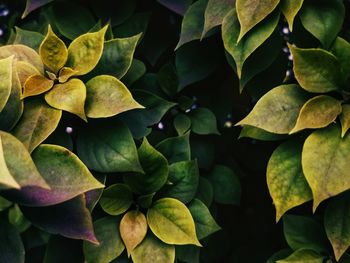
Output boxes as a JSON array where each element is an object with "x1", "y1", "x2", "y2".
[
  {"x1": 340, "y1": 104, "x2": 350, "y2": 138},
  {"x1": 23, "y1": 74, "x2": 54, "y2": 99},
  {"x1": 85, "y1": 75, "x2": 143, "y2": 118},
  {"x1": 120, "y1": 210, "x2": 148, "y2": 256},
  {"x1": 45, "y1": 78, "x2": 87, "y2": 121},
  {"x1": 58, "y1": 67, "x2": 78, "y2": 83},
  {"x1": 12, "y1": 99, "x2": 62, "y2": 153},
  {"x1": 13, "y1": 27, "x2": 44, "y2": 51},
  {"x1": 66, "y1": 25, "x2": 108, "y2": 76},
  {"x1": 39, "y1": 25, "x2": 68, "y2": 74},
  {"x1": 0, "y1": 136, "x2": 20, "y2": 189},
  {"x1": 0, "y1": 56, "x2": 13, "y2": 112},
  {"x1": 302, "y1": 124, "x2": 350, "y2": 211},
  {"x1": 147, "y1": 198, "x2": 201, "y2": 246},
  {"x1": 99, "y1": 184, "x2": 133, "y2": 216},
  {"x1": 290, "y1": 95, "x2": 342, "y2": 134},
  {"x1": 236, "y1": 0, "x2": 280, "y2": 42},
  {"x1": 0, "y1": 44, "x2": 44, "y2": 74},
  {"x1": 277, "y1": 249, "x2": 324, "y2": 263},
  {"x1": 236, "y1": 84, "x2": 309, "y2": 134},
  {"x1": 289, "y1": 45, "x2": 342, "y2": 93},
  {"x1": 131, "y1": 234, "x2": 175, "y2": 263},
  {"x1": 281, "y1": 0, "x2": 304, "y2": 31},
  {"x1": 16, "y1": 61, "x2": 41, "y2": 87},
  {"x1": 267, "y1": 139, "x2": 312, "y2": 222},
  {"x1": 325, "y1": 192, "x2": 350, "y2": 261}
]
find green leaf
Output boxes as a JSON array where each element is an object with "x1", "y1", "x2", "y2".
[
  {"x1": 283, "y1": 215, "x2": 329, "y2": 253},
  {"x1": 289, "y1": 45, "x2": 342, "y2": 93},
  {"x1": 202, "y1": 0, "x2": 234, "y2": 38},
  {"x1": 236, "y1": 0, "x2": 280, "y2": 41},
  {"x1": 267, "y1": 249, "x2": 293, "y2": 263},
  {"x1": 124, "y1": 138, "x2": 168, "y2": 195},
  {"x1": 331, "y1": 37, "x2": 350, "y2": 81},
  {"x1": 12, "y1": 99, "x2": 61, "y2": 153},
  {"x1": 176, "y1": 245, "x2": 200, "y2": 263},
  {"x1": 120, "y1": 210, "x2": 148, "y2": 256},
  {"x1": 237, "y1": 84, "x2": 309, "y2": 134},
  {"x1": 277, "y1": 249, "x2": 324, "y2": 263},
  {"x1": 189, "y1": 107, "x2": 220, "y2": 135},
  {"x1": 22, "y1": 74, "x2": 54, "y2": 98},
  {"x1": 66, "y1": 26, "x2": 108, "y2": 76},
  {"x1": 113, "y1": 12, "x2": 150, "y2": 38},
  {"x1": 160, "y1": 160, "x2": 199, "y2": 204},
  {"x1": 131, "y1": 234, "x2": 175, "y2": 263},
  {"x1": 85, "y1": 75, "x2": 143, "y2": 118},
  {"x1": 0, "y1": 220, "x2": 25, "y2": 263},
  {"x1": 302, "y1": 124, "x2": 350, "y2": 211},
  {"x1": 239, "y1": 126, "x2": 287, "y2": 141},
  {"x1": 290, "y1": 95, "x2": 342, "y2": 134},
  {"x1": 281, "y1": 0, "x2": 304, "y2": 31},
  {"x1": 0, "y1": 131, "x2": 48, "y2": 190},
  {"x1": 155, "y1": 133, "x2": 191, "y2": 164},
  {"x1": 77, "y1": 122, "x2": 143, "y2": 173},
  {"x1": 157, "y1": 62, "x2": 179, "y2": 97},
  {"x1": 195, "y1": 177, "x2": 214, "y2": 207},
  {"x1": 99, "y1": 184, "x2": 133, "y2": 216},
  {"x1": 0, "y1": 56, "x2": 13, "y2": 113},
  {"x1": 13, "y1": 27, "x2": 44, "y2": 51},
  {"x1": 92, "y1": 34, "x2": 141, "y2": 78},
  {"x1": 208, "y1": 165, "x2": 241, "y2": 205},
  {"x1": 299, "y1": 0, "x2": 345, "y2": 49},
  {"x1": 8, "y1": 204, "x2": 31, "y2": 233},
  {"x1": 39, "y1": 25, "x2": 68, "y2": 74},
  {"x1": 83, "y1": 216, "x2": 125, "y2": 263},
  {"x1": 188, "y1": 199, "x2": 221, "y2": 240},
  {"x1": 174, "y1": 114, "x2": 191, "y2": 135},
  {"x1": 222, "y1": 8, "x2": 279, "y2": 78},
  {"x1": 45, "y1": 78, "x2": 87, "y2": 121},
  {"x1": 176, "y1": 0, "x2": 207, "y2": 49},
  {"x1": 147, "y1": 198, "x2": 201, "y2": 246},
  {"x1": 122, "y1": 59, "x2": 146, "y2": 86},
  {"x1": 340, "y1": 105, "x2": 350, "y2": 138},
  {"x1": 137, "y1": 193, "x2": 155, "y2": 209},
  {"x1": 267, "y1": 139, "x2": 312, "y2": 221}
]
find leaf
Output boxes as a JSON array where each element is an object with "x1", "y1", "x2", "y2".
[
  {"x1": 236, "y1": 84, "x2": 310, "y2": 134},
  {"x1": 302, "y1": 124, "x2": 350, "y2": 211},
  {"x1": 77, "y1": 122, "x2": 143, "y2": 173},
  {"x1": 0, "y1": 220, "x2": 25, "y2": 263},
  {"x1": 8, "y1": 204, "x2": 31, "y2": 233},
  {"x1": 92, "y1": 34, "x2": 141, "y2": 78},
  {"x1": 236, "y1": 0, "x2": 280, "y2": 42},
  {"x1": 331, "y1": 37, "x2": 350, "y2": 81},
  {"x1": 195, "y1": 177, "x2": 214, "y2": 207},
  {"x1": 222, "y1": 8, "x2": 279, "y2": 78},
  {"x1": 202, "y1": 0, "x2": 234, "y2": 38},
  {"x1": 83, "y1": 216, "x2": 125, "y2": 263},
  {"x1": 160, "y1": 160, "x2": 199, "y2": 204},
  {"x1": 58, "y1": 67, "x2": 77, "y2": 83},
  {"x1": 120, "y1": 210, "x2": 148, "y2": 256},
  {"x1": 16, "y1": 61, "x2": 40, "y2": 87},
  {"x1": 175, "y1": 0, "x2": 207, "y2": 49},
  {"x1": 290, "y1": 95, "x2": 342, "y2": 134},
  {"x1": 208, "y1": 165, "x2": 241, "y2": 205},
  {"x1": 131, "y1": 234, "x2": 175, "y2": 263},
  {"x1": 299, "y1": 0, "x2": 345, "y2": 49},
  {"x1": 85, "y1": 75, "x2": 143, "y2": 118},
  {"x1": 267, "y1": 249, "x2": 293, "y2": 263},
  {"x1": 22, "y1": 195, "x2": 98, "y2": 244},
  {"x1": 22, "y1": 0, "x2": 54, "y2": 18},
  {"x1": 176, "y1": 245, "x2": 200, "y2": 263},
  {"x1": 267, "y1": 140, "x2": 312, "y2": 221},
  {"x1": 174, "y1": 114, "x2": 191, "y2": 135},
  {"x1": 277, "y1": 249, "x2": 324, "y2": 263},
  {"x1": 85, "y1": 174, "x2": 106, "y2": 212},
  {"x1": 155, "y1": 133, "x2": 191, "y2": 164},
  {"x1": 289, "y1": 45, "x2": 342, "y2": 93},
  {"x1": 13, "y1": 27, "x2": 44, "y2": 51},
  {"x1": 189, "y1": 107, "x2": 220, "y2": 135},
  {"x1": 283, "y1": 215, "x2": 329, "y2": 253},
  {"x1": 239, "y1": 126, "x2": 287, "y2": 141},
  {"x1": 0, "y1": 56, "x2": 13, "y2": 113},
  {"x1": 12, "y1": 99, "x2": 61, "y2": 153},
  {"x1": 45, "y1": 78, "x2": 87, "y2": 121},
  {"x1": 0, "y1": 131, "x2": 48, "y2": 190},
  {"x1": 157, "y1": 0, "x2": 192, "y2": 16},
  {"x1": 6, "y1": 144, "x2": 104, "y2": 206},
  {"x1": 99, "y1": 184, "x2": 133, "y2": 216},
  {"x1": 44, "y1": 235, "x2": 83, "y2": 263},
  {"x1": 324, "y1": 192, "x2": 350, "y2": 261},
  {"x1": 124, "y1": 138, "x2": 168, "y2": 195},
  {"x1": 188, "y1": 199, "x2": 221, "y2": 240},
  {"x1": 39, "y1": 25, "x2": 68, "y2": 74},
  {"x1": 122, "y1": 59, "x2": 146, "y2": 86},
  {"x1": 340, "y1": 105, "x2": 350, "y2": 138},
  {"x1": 147, "y1": 198, "x2": 201, "y2": 246},
  {"x1": 137, "y1": 193, "x2": 155, "y2": 209},
  {"x1": 281, "y1": 0, "x2": 304, "y2": 31},
  {"x1": 22, "y1": 74, "x2": 54, "y2": 98},
  {"x1": 66, "y1": 26, "x2": 108, "y2": 76}
]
